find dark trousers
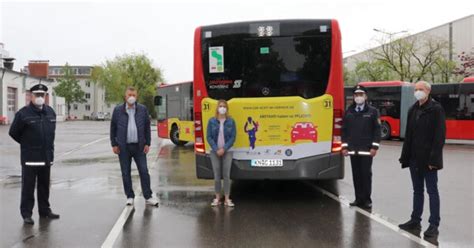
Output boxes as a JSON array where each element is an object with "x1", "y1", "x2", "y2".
[
  {"x1": 118, "y1": 144, "x2": 152, "y2": 199},
  {"x1": 409, "y1": 165, "x2": 440, "y2": 227},
  {"x1": 350, "y1": 155, "x2": 373, "y2": 204},
  {"x1": 21, "y1": 165, "x2": 51, "y2": 218}
]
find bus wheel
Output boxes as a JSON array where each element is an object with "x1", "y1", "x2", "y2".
[
  {"x1": 170, "y1": 125, "x2": 187, "y2": 146},
  {"x1": 380, "y1": 122, "x2": 391, "y2": 140}
]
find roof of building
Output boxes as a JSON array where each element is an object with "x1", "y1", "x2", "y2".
[
  {"x1": 344, "y1": 14, "x2": 473, "y2": 60},
  {"x1": 1, "y1": 67, "x2": 54, "y2": 82},
  {"x1": 48, "y1": 65, "x2": 95, "y2": 68}
]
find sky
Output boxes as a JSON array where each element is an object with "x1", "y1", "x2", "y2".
[{"x1": 1, "y1": 0, "x2": 473, "y2": 83}]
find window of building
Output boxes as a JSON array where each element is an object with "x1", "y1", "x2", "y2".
[
  {"x1": 85, "y1": 93, "x2": 91, "y2": 99},
  {"x1": 85, "y1": 105, "x2": 91, "y2": 111},
  {"x1": 73, "y1": 104, "x2": 78, "y2": 110},
  {"x1": 86, "y1": 81, "x2": 91, "y2": 87}
]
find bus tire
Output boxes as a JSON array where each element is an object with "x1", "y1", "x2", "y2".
[
  {"x1": 170, "y1": 125, "x2": 187, "y2": 146},
  {"x1": 380, "y1": 121, "x2": 391, "y2": 140}
]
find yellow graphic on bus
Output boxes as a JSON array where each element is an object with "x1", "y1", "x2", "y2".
[{"x1": 201, "y1": 95, "x2": 334, "y2": 160}]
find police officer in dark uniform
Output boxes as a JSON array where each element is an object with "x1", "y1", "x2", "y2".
[
  {"x1": 341, "y1": 85, "x2": 381, "y2": 209},
  {"x1": 9, "y1": 83, "x2": 60, "y2": 225}
]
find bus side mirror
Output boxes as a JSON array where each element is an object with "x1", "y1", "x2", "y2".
[{"x1": 154, "y1": 96, "x2": 162, "y2": 106}]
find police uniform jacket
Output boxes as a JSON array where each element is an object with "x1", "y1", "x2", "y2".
[
  {"x1": 9, "y1": 102, "x2": 56, "y2": 166},
  {"x1": 341, "y1": 103, "x2": 381, "y2": 155}
]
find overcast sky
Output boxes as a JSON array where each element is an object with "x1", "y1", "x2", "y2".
[{"x1": 1, "y1": 0, "x2": 472, "y2": 83}]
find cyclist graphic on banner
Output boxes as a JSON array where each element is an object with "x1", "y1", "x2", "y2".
[{"x1": 244, "y1": 116, "x2": 259, "y2": 150}]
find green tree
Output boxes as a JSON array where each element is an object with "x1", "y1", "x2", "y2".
[
  {"x1": 92, "y1": 53, "x2": 164, "y2": 118},
  {"x1": 370, "y1": 33, "x2": 449, "y2": 82},
  {"x1": 343, "y1": 65, "x2": 357, "y2": 86},
  {"x1": 425, "y1": 57, "x2": 458, "y2": 83},
  {"x1": 354, "y1": 60, "x2": 394, "y2": 82},
  {"x1": 54, "y1": 63, "x2": 86, "y2": 117}
]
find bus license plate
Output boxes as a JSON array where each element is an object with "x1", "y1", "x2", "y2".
[{"x1": 251, "y1": 159, "x2": 283, "y2": 167}]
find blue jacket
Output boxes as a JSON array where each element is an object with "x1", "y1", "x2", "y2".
[
  {"x1": 9, "y1": 103, "x2": 56, "y2": 166},
  {"x1": 206, "y1": 117, "x2": 236, "y2": 152},
  {"x1": 110, "y1": 102, "x2": 151, "y2": 151}
]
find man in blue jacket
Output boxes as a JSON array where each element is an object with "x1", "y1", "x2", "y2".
[
  {"x1": 110, "y1": 86, "x2": 158, "y2": 207},
  {"x1": 9, "y1": 83, "x2": 60, "y2": 225}
]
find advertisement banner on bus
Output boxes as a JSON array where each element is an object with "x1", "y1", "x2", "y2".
[{"x1": 201, "y1": 95, "x2": 334, "y2": 160}]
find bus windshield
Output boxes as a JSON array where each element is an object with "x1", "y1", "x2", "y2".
[{"x1": 202, "y1": 27, "x2": 331, "y2": 100}]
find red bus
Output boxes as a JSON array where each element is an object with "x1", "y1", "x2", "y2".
[
  {"x1": 154, "y1": 81, "x2": 194, "y2": 145},
  {"x1": 344, "y1": 81, "x2": 474, "y2": 140},
  {"x1": 193, "y1": 19, "x2": 345, "y2": 180}
]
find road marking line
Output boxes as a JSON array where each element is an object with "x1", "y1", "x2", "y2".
[
  {"x1": 310, "y1": 184, "x2": 436, "y2": 247},
  {"x1": 57, "y1": 136, "x2": 109, "y2": 158},
  {"x1": 101, "y1": 206, "x2": 135, "y2": 248},
  {"x1": 101, "y1": 150, "x2": 160, "y2": 247},
  {"x1": 0, "y1": 136, "x2": 110, "y2": 183}
]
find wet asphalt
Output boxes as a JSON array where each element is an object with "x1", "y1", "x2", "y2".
[{"x1": 0, "y1": 121, "x2": 472, "y2": 248}]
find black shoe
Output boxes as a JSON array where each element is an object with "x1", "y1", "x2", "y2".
[
  {"x1": 423, "y1": 225, "x2": 439, "y2": 237},
  {"x1": 23, "y1": 217, "x2": 34, "y2": 225},
  {"x1": 399, "y1": 220, "x2": 421, "y2": 231},
  {"x1": 40, "y1": 212, "x2": 60, "y2": 219},
  {"x1": 349, "y1": 201, "x2": 360, "y2": 207},
  {"x1": 360, "y1": 202, "x2": 372, "y2": 209}
]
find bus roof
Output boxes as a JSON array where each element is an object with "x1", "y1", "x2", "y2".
[
  {"x1": 462, "y1": 77, "x2": 474, "y2": 83},
  {"x1": 198, "y1": 19, "x2": 335, "y2": 29},
  {"x1": 159, "y1": 81, "x2": 192, "y2": 88},
  {"x1": 358, "y1": 81, "x2": 408, "y2": 87}
]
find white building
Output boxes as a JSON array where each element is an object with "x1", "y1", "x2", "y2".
[
  {"x1": 48, "y1": 65, "x2": 114, "y2": 119},
  {"x1": 344, "y1": 15, "x2": 473, "y2": 79},
  {"x1": 24, "y1": 63, "x2": 114, "y2": 120},
  {"x1": 0, "y1": 67, "x2": 66, "y2": 124}
]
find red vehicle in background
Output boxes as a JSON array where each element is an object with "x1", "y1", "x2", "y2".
[
  {"x1": 463, "y1": 77, "x2": 474, "y2": 83},
  {"x1": 344, "y1": 80, "x2": 474, "y2": 140},
  {"x1": 291, "y1": 122, "x2": 318, "y2": 143}
]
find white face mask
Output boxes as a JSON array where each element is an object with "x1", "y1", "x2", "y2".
[
  {"x1": 354, "y1": 96, "x2": 365, "y2": 105},
  {"x1": 34, "y1": 97, "x2": 45, "y2": 106},
  {"x1": 414, "y1": 90, "x2": 427, "y2": 101},
  {"x1": 218, "y1": 107, "x2": 227, "y2": 115},
  {"x1": 127, "y1": 96, "x2": 136, "y2": 105}
]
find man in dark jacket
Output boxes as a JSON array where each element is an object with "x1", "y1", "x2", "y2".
[
  {"x1": 9, "y1": 84, "x2": 60, "y2": 225},
  {"x1": 398, "y1": 81, "x2": 445, "y2": 238},
  {"x1": 110, "y1": 86, "x2": 158, "y2": 207},
  {"x1": 341, "y1": 85, "x2": 381, "y2": 209}
]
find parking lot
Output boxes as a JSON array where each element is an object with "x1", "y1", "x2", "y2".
[{"x1": 0, "y1": 121, "x2": 473, "y2": 247}]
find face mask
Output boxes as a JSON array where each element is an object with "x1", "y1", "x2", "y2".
[
  {"x1": 354, "y1": 96, "x2": 365, "y2": 105},
  {"x1": 218, "y1": 107, "x2": 227, "y2": 115},
  {"x1": 34, "y1": 97, "x2": 45, "y2": 106},
  {"x1": 414, "y1": 90, "x2": 427, "y2": 101},
  {"x1": 127, "y1": 96, "x2": 136, "y2": 105}
]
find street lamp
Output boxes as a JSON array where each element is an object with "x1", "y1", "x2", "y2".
[
  {"x1": 373, "y1": 28, "x2": 408, "y2": 36},
  {"x1": 343, "y1": 50, "x2": 357, "y2": 54}
]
